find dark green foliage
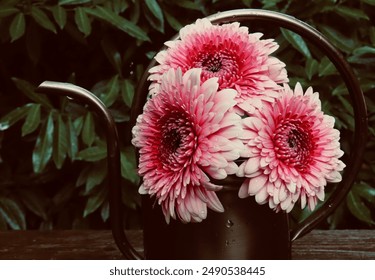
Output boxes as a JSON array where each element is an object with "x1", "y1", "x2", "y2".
[{"x1": 0, "y1": 0, "x2": 374, "y2": 230}]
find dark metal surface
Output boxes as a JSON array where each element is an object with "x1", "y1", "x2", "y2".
[{"x1": 142, "y1": 189, "x2": 291, "y2": 260}]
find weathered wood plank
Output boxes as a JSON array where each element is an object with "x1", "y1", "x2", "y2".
[
  {"x1": 0, "y1": 230, "x2": 373, "y2": 260},
  {"x1": 0, "y1": 231, "x2": 130, "y2": 260},
  {"x1": 292, "y1": 230, "x2": 375, "y2": 260}
]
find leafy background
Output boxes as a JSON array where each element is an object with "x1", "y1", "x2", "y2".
[{"x1": 0, "y1": 0, "x2": 374, "y2": 230}]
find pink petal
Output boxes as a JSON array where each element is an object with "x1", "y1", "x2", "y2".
[
  {"x1": 238, "y1": 179, "x2": 250, "y2": 198},
  {"x1": 255, "y1": 187, "x2": 269, "y2": 204},
  {"x1": 248, "y1": 175, "x2": 268, "y2": 195},
  {"x1": 244, "y1": 157, "x2": 261, "y2": 175}
]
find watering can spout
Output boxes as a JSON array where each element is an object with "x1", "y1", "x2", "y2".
[{"x1": 36, "y1": 81, "x2": 141, "y2": 259}]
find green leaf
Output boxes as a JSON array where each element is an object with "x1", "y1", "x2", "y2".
[
  {"x1": 348, "y1": 55, "x2": 375, "y2": 65},
  {"x1": 53, "y1": 115, "x2": 68, "y2": 169},
  {"x1": 108, "y1": 108, "x2": 129, "y2": 123},
  {"x1": 305, "y1": 58, "x2": 319, "y2": 80},
  {"x1": 85, "y1": 162, "x2": 107, "y2": 193},
  {"x1": 102, "y1": 75, "x2": 119, "y2": 107},
  {"x1": 0, "y1": 196, "x2": 26, "y2": 230},
  {"x1": 12, "y1": 77, "x2": 53, "y2": 109},
  {"x1": 83, "y1": 187, "x2": 107, "y2": 217},
  {"x1": 241, "y1": 0, "x2": 253, "y2": 6},
  {"x1": 352, "y1": 182, "x2": 375, "y2": 203},
  {"x1": 281, "y1": 28, "x2": 311, "y2": 58},
  {"x1": 74, "y1": 7, "x2": 91, "y2": 37},
  {"x1": 120, "y1": 146, "x2": 139, "y2": 184},
  {"x1": 21, "y1": 103, "x2": 41, "y2": 136},
  {"x1": 82, "y1": 112, "x2": 95, "y2": 146},
  {"x1": 0, "y1": 213, "x2": 7, "y2": 230},
  {"x1": 84, "y1": 6, "x2": 149, "y2": 41},
  {"x1": 67, "y1": 116, "x2": 78, "y2": 159},
  {"x1": 146, "y1": 51, "x2": 156, "y2": 59},
  {"x1": 30, "y1": 6, "x2": 57, "y2": 34},
  {"x1": 121, "y1": 184, "x2": 141, "y2": 210},
  {"x1": 122, "y1": 43, "x2": 137, "y2": 63},
  {"x1": 0, "y1": 7, "x2": 19, "y2": 18},
  {"x1": 334, "y1": 6, "x2": 369, "y2": 20},
  {"x1": 100, "y1": 201, "x2": 109, "y2": 222},
  {"x1": 145, "y1": 0, "x2": 163, "y2": 20},
  {"x1": 318, "y1": 57, "x2": 336, "y2": 77},
  {"x1": 262, "y1": 0, "x2": 283, "y2": 9},
  {"x1": 164, "y1": 10, "x2": 183, "y2": 31},
  {"x1": 332, "y1": 83, "x2": 348, "y2": 96},
  {"x1": 112, "y1": 0, "x2": 129, "y2": 14},
  {"x1": 362, "y1": 0, "x2": 375, "y2": 5},
  {"x1": 174, "y1": 0, "x2": 201, "y2": 10},
  {"x1": 370, "y1": 27, "x2": 375, "y2": 45},
  {"x1": 129, "y1": 0, "x2": 140, "y2": 23},
  {"x1": 0, "y1": 104, "x2": 30, "y2": 131},
  {"x1": 318, "y1": 24, "x2": 357, "y2": 53},
  {"x1": 9, "y1": 13, "x2": 25, "y2": 42},
  {"x1": 59, "y1": 0, "x2": 92, "y2": 5},
  {"x1": 336, "y1": 110, "x2": 354, "y2": 131},
  {"x1": 76, "y1": 146, "x2": 107, "y2": 162},
  {"x1": 337, "y1": 95, "x2": 354, "y2": 115},
  {"x1": 144, "y1": 0, "x2": 164, "y2": 33},
  {"x1": 100, "y1": 39, "x2": 122, "y2": 74},
  {"x1": 353, "y1": 46, "x2": 375, "y2": 56},
  {"x1": 52, "y1": 183, "x2": 75, "y2": 207},
  {"x1": 121, "y1": 79, "x2": 134, "y2": 107},
  {"x1": 32, "y1": 112, "x2": 54, "y2": 173},
  {"x1": 76, "y1": 166, "x2": 90, "y2": 187},
  {"x1": 50, "y1": 5, "x2": 67, "y2": 30},
  {"x1": 17, "y1": 189, "x2": 48, "y2": 220},
  {"x1": 360, "y1": 80, "x2": 375, "y2": 92},
  {"x1": 347, "y1": 191, "x2": 375, "y2": 225},
  {"x1": 73, "y1": 115, "x2": 84, "y2": 136}
]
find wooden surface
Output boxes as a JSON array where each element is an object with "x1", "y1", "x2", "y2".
[{"x1": 0, "y1": 230, "x2": 374, "y2": 260}]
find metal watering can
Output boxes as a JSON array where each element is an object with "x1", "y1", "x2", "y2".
[{"x1": 36, "y1": 9, "x2": 367, "y2": 259}]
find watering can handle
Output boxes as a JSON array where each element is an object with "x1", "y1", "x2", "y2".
[
  {"x1": 36, "y1": 82, "x2": 142, "y2": 259},
  {"x1": 36, "y1": 9, "x2": 367, "y2": 259}
]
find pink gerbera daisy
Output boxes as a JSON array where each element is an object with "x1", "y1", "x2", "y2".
[
  {"x1": 148, "y1": 18, "x2": 288, "y2": 113},
  {"x1": 237, "y1": 83, "x2": 345, "y2": 212},
  {"x1": 132, "y1": 68, "x2": 244, "y2": 223}
]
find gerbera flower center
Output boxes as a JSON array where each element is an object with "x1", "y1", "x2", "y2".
[
  {"x1": 158, "y1": 112, "x2": 196, "y2": 169},
  {"x1": 162, "y1": 128, "x2": 182, "y2": 153},
  {"x1": 274, "y1": 120, "x2": 314, "y2": 172},
  {"x1": 201, "y1": 54, "x2": 223, "y2": 73},
  {"x1": 192, "y1": 45, "x2": 240, "y2": 87}
]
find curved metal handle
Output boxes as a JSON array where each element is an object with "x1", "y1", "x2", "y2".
[
  {"x1": 36, "y1": 81, "x2": 142, "y2": 259},
  {"x1": 132, "y1": 9, "x2": 368, "y2": 242}
]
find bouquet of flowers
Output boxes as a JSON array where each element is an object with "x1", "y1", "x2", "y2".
[{"x1": 132, "y1": 18, "x2": 345, "y2": 224}]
